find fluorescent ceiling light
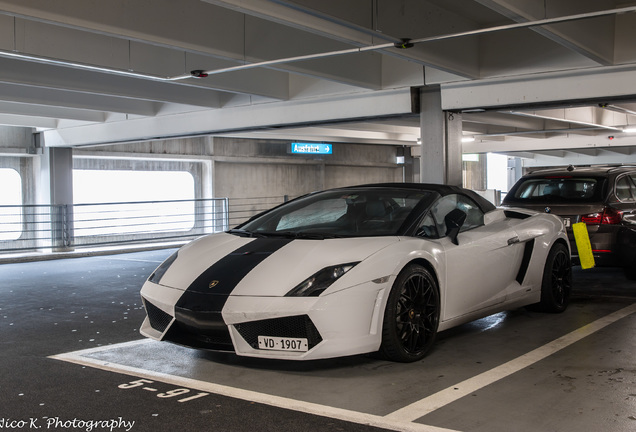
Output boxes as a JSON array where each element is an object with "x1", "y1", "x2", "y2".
[{"x1": 461, "y1": 137, "x2": 476, "y2": 143}]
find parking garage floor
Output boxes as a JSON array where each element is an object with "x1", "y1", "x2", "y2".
[{"x1": 1, "y1": 249, "x2": 635, "y2": 432}]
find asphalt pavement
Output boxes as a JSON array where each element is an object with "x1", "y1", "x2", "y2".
[{"x1": 0, "y1": 249, "x2": 634, "y2": 432}]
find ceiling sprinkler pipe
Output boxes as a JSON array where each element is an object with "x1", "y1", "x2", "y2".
[
  {"x1": 174, "y1": 5, "x2": 636, "y2": 80},
  {"x1": 4, "y1": 6, "x2": 636, "y2": 83}
]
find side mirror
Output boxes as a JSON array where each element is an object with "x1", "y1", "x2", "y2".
[{"x1": 445, "y1": 209, "x2": 467, "y2": 245}]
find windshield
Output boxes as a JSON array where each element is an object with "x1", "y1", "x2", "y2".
[
  {"x1": 505, "y1": 176, "x2": 606, "y2": 203},
  {"x1": 233, "y1": 188, "x2": 432, "y2": 238}
]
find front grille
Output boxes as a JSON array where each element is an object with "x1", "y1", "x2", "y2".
[
  {"x1": 163, "y1": 322, "x2": 234, "y2": 351},
  {"x1": 166, "y1": 291, "x2": 235, "y2": 352},
  {"x1": 143, "y1": 299, "x2": 173, "y2": 333},
  {"x1": 235, "y1": 315, "x2": 323, "y2": 350}
]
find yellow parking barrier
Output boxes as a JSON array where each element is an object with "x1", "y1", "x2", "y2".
[{"x1": 572, "y1": 222, "x2": 595, "y2": 269}]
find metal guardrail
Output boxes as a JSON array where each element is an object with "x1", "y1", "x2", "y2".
[
  {"x1": 0, "y1": 196, "x2": 297, "y2": 255},
  {"x1": 0, "y1": 198, "x2": 230, "y2": 254},
  {"x1": 227, "y1": 195, "x2": 292, "y2": 227}
]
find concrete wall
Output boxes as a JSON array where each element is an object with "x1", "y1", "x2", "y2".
[
  {"x1": 74, "y1": 136, "x2": 404, "y2": 202},
  {"x1": 463, "y1": 156, "x2": 487, "y2": 191},
  {"x1": 211, "y1": 138, "x2": 403, "y2": 199},
  {"x1": 2, "y1": 127, "x2": 405, "y2": 214},
  {"x1": 0, "y1": 126, "x2": 34, "y2": 153},
  {"x1": 73, "y1": 136, "x2": 214, "y2": 158},
  {"x1": 0, "y1": 127, "x2": 39, "y2": 206}
]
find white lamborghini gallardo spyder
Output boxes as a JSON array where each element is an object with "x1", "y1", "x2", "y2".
[{"x1": 140, "y1": 183, "x2": 572, "y2": 362}]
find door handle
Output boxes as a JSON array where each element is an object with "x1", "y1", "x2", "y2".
[{"x1": 507, "y1": 236, "x2": 520, "y2": 245}]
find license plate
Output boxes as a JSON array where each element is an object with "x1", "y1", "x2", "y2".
[
  {"x1": 258, "y1": 336, "x2": 309, "y2": 352},
  {"x1": 563, "y1": 217, "x2": 571, "y2": 227}
]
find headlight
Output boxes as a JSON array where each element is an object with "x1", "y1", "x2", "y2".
[
  {"x1": 286, "y1": 262, "x2": 359, "y2": 297},
  {"x1": 148, "y1": 251, "x2": 179, "y2": 284}
]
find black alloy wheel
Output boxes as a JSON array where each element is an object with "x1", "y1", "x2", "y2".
[
  {"x1": 381, "y1": 264, "x2": 440, "y2": 362},
  {"x1": 532, "y1": 242, "x2": 572, "y2": 313}
]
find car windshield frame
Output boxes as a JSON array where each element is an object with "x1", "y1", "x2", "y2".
[
  {"x1": 232, "y1": 187, "x2": 436, "y2": 238},
  {"x1": 504, "y1": 175, "x2": 607, "y2": 204}
]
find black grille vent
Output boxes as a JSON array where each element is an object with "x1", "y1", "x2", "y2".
[
  {"x1": 235, "y1": 315, "x2": 323, "y2": 350},
  {"x1": 144, "y1": 299, "x2": 173, "y2": 333},
  {"x1": 164, "y1": 323, "x2": 234, "y2": 351}
]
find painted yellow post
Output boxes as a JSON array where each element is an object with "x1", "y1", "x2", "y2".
[{"x1": 572, "y1": 222, "x2": 595, "y2": 269}]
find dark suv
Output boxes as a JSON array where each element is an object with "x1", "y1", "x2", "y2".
[{"x1": 503, "y1": 165, "x2": 636, "y2": 279}]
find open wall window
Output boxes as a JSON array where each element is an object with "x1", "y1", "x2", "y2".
[
  {"x1": 0, "y1": 168, "x2": 22, "y2": 241},
  {"x1": 72, "y1": 170, "x2": 196, "y2": 236}
]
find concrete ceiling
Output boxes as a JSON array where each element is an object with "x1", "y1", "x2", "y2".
[{"x1": 3, "y1": 0, "x2": 636, "y2": 164}]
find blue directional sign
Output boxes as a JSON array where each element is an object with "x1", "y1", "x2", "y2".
[{"x1": 291, "y1": 142, "x2": 332, "y2": 155}]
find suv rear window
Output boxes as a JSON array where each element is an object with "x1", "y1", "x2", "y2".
[{"x1": 505, "y1": 176, "x2": 606, "y2": 203}]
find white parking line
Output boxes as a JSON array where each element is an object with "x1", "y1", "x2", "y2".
[
  {"x1": 385, "y1": 302, "x2": 636, "y2": 422},
  {"x1": 49, "y1": 303, "x2": 636, "y2": 432},
  {"x1": 50, "y1": 341, "x2": 458, "y2": 432}
]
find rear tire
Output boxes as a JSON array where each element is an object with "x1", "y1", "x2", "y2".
[
  {"x1": 530, "y1": 242, "x2": 572, "y2": 313},
  {"x1": 380, "y1": 264, "x2": 440, "y2": 362}
]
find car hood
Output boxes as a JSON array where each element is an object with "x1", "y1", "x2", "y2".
[{"x1": 157, "y1": 232, "x2": 399, "y2": 296}]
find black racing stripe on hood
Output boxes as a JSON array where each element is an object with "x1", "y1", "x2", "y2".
[
  {"x1": 170, "y1": 237, "x2": 293, "y2": 349},
  {"x1": 184, "y1": 237, "x2": 294, "y2": 295}
]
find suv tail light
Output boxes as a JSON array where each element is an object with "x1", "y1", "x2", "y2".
[{"x1": 581, "y1": 207, "x2": 623, "y2": 225}]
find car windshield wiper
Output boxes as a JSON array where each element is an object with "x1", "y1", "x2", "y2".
[
  {"x1": 229, "y1": 229, "x2": 346, "y2": 239},
  {"x1": 290, "y1": 232, "x2": 329, "y2": 240},
  {"x1": 261, "y1": 231, "x2": 344, "y2": 240},
  {"x1": 227, "y1": 229, "x2": 265, "y2": 238}
]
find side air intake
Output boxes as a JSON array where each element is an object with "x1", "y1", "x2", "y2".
[
  {"x1": 143, "y1": 299, "x2": 173, "y2": 333},
  {"x1": 516, "y1": 239, "x2": 535, "y2": 284}
]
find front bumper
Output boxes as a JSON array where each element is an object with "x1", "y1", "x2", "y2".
[{"x1": 140, "y1": 279, "x2": 391, "y2": 360}]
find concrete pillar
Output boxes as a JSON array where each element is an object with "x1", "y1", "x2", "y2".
[
  {"x1": 419, "y1": 86, "x2": 463, "y2": 186},
  {"x1": 463, "y1": 154, "x2": 488, "y2": 190},
  {"x1": 40, "y1": 146, "x2": 74, "y2": 250},
  {"x1": 509, "y1": 157, "x2": 523, "y2": 187}
]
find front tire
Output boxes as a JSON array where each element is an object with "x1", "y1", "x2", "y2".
[
  {"x1": 381, "y1": 264, "x2": 440, "y2": 362},
  {"x1": 531, "y1": 242, "x2": 572, "y2": 313}
]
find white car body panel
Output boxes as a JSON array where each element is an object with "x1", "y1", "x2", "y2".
[
  {"x1": 140, "y1": 189, "x2": 570, "y2": 361},
  {"x1": 231, "y1": 236, "x2": 398, "y2": 297}
]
